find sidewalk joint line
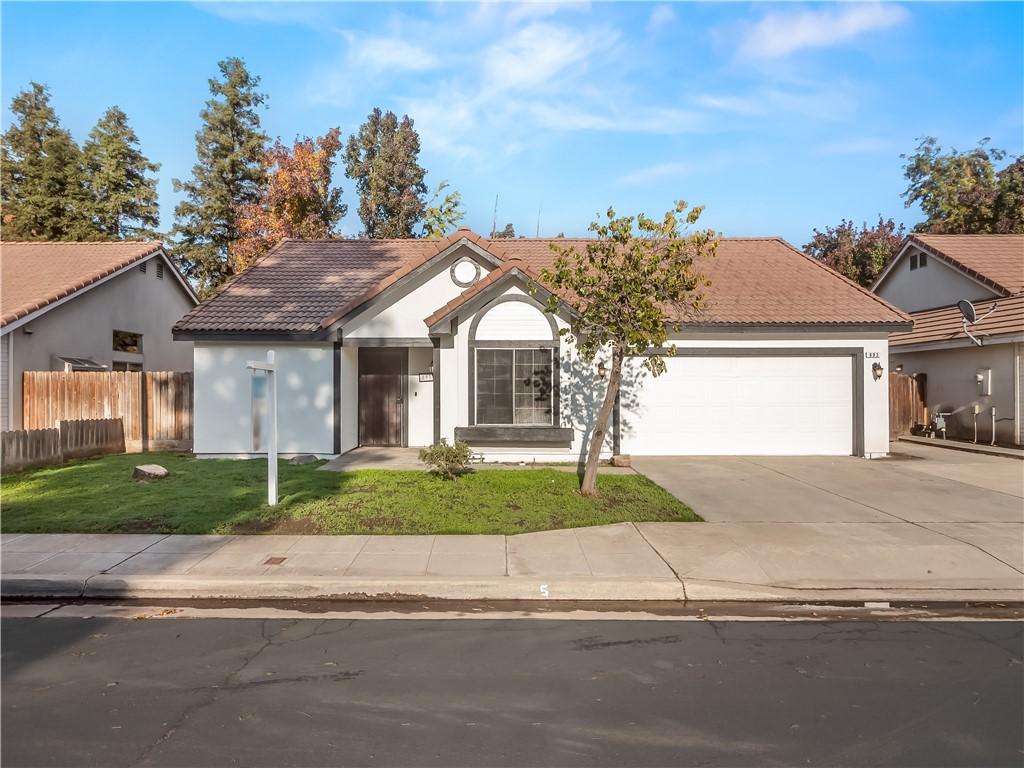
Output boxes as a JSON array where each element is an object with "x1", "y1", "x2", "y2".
[{"x1": 631, "y1": 522, "x2": 687, "y2": 601}]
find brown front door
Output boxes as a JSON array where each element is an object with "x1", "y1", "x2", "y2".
[{"x1": 358, "y1": 348, "x2": 405, "y2": 446}]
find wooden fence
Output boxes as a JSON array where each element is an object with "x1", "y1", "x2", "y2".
[
  {"x1": 1, "y1": 418, "x2": 125, "y2": 473},
  {"x1": 22, "y1": 371, "x2": 192, "y2": 452},
  {"x1": 889, "y1": 372, "x2": 927, "y2": 438}
]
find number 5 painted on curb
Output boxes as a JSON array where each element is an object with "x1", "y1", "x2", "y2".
[{"x1": 540, "y1": 584, "x2": 549, "y2": 598}]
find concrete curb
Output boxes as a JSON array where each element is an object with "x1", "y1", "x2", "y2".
[{"x1": 4, "y1": 573, "x2": 1021, "y2": 604}]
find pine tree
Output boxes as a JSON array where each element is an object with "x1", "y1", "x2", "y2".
[
  {"x1": 344, "y1": 108, "x2": 427, "y2": 238},
  {"x1": 1, "y1": 82, "x2": 96, "y2": 240},
  {"x1": 83, "y1": 106, "x2": 161, "y2": 239},
  {"x1": 171, "y1": 58, "x2": 267, "y2": 293}
]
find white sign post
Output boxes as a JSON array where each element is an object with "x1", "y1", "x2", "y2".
[{"x1": 247, "y1": 350, "x2": 278, "y2": 505}]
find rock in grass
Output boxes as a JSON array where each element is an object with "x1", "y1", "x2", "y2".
[
  {"x1": 611, "y1": 454, "x2": 632, "y2": 468},
  {"x1": 288, "y1": 454, "x2": 319, "y2": 465},
  {"x1": 133, "y1": 464, "x2": 169, "y2": 480}
]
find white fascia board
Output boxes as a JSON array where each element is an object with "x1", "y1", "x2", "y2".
[{"x1": 1, "y1": 248, "x2": 197, "y2": 335}]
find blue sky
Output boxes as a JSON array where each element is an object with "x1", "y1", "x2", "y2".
[{"x1": 3, "y1": 1, "x2": 1022, "y2": 245}]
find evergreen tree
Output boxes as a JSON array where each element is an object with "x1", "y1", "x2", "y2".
[
  {"x1": 1, "y1": 82, "x2": 96, "y2": 240},
  {"x1": 82, "y1": 106, "x2": 161, "y2": 239},
  {"x1": 345, "y1": 108, "x2": 426, "y2": 238},
  {"x1": 171, "y1": 58, "x2": 267, "y2": 293}
]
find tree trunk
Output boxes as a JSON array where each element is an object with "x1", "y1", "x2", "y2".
[{"x1": 580, "y1": 346, "x2": 623, "y2": 497}]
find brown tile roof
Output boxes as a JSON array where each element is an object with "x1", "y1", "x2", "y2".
[
  {"x1": 908, "y1": 234, "x2": 1024, "y2": 295},
  {"x1": 174, "y1": 230, "x2": 910, "y2": 336},
  {"x1": 889, "y1": 294, "x2": 1024, "y2": 348},
  {"x1": 1, "y1": 240, "x2": 165, "y2": 327}
]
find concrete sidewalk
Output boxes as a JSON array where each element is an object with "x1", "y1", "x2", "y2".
[{"x1": 3, "y1": 521, "x2": 1022, "y2": 603}]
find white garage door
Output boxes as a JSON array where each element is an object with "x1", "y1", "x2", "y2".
[{"x1": 620, "y1": 355, "x2": 854, "y2": 456}]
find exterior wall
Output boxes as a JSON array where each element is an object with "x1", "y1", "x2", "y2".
[
  {"x1": 407, "y1": 346, "x2": 434, "y2": 447},
  {"x1": 890, "y1": 341, "x2": 1020, "y2": 445},
  {"x1": 193, "y1": 342, "x2": 335, "y2": 456},
  {"x1": 875, "y1": 246, "x2": 999, "y2": 313},
  {"x1": 344, "y1": 245, "x2": 493, "y2": 341},
  {"x1": 1, "y1": 255, "x2": 195, "y2": 429},
  {"x1": 339, "y1": 346, "x2": 359, "y2": 453},
  {"x1": 1, "y1": 333, "x2": 9, "y2": 431}
]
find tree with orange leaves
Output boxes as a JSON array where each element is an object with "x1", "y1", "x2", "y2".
[{"x1": 231, "y1": 127, "x2": 347, "y2": 272}]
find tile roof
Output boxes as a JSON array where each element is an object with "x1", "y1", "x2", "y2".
[
  {"x1": 1, "y1": 240, "x2": 165, "y2": 327},
  {"x1": 422, "y1": 257, "x2": 549, "y2": 329},
  {"x1": 889, "y1": 294, "x2": 1024, "y2": 348},
  {"x1": 907, "y1": 234, "x2": 1024, "y2": 295},
  {"x1": 174, "y1": 230, "x2": 911, "y2": 336}
]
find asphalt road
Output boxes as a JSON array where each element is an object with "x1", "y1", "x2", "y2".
[{"x1": 2, "y1": 617, "x2": 1022, "y2": 767}]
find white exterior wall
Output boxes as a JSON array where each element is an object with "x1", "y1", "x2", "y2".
[
  {"x1": 339, "y1": 346, "x2": 359, "y2": 454},
  {"x1": 193, "y1": 342, "x2": 335, "y2": 456},
  {"x1": 407, "y1": 346, "x2": 434, "y2": 447},
  {"x1": 890, "y1": 341, "x2": 1020, "y2": 445},
  {"x1": 875, "y1": 247, "x2": 999, "y2": 313}
]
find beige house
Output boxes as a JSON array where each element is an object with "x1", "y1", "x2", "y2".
[
  {"x1": 0, "y1": 241, "x2": 198, "y2": 430},
  {"x1": 872, "y1": 234, "x2": 1024, "y2": 445}
]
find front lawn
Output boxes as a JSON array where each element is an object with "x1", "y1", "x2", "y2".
[{"x1": 0, "y1": 453, "x2": 700, "y2": 535}]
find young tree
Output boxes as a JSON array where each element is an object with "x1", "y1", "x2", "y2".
[
  {"x1": 231, "y1": 128, "x2": 347, "y2": 272},
  {"x1": 345, "y1": 108, "x2": 427, "y2": 238},
  {"x1": 803, "y1": 216, "x2": 905, "y2": 287},
  {"x1": 1, "y1": 82, "x2": 96, "y2": 240},
  {"x1": 82, "y1": 106, "x2": 161, "y2": 239},
  {"x1": 901, "y1": 136, "x2": 1006, "y2": 233},
  {"x1": 491, "y1": 222, "x2": 516, "y2": 239},
  {"x1": 541, "y1": 202, "x2": 718, "y2": 496},
  {"x1": 172, "y1": 58, "x2": 268, "y2": 294},
  {"x1": 420, "y1": 180, "x2": 464, "y2": 238}
]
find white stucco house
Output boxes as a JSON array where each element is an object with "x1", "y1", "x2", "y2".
[
  {"x1": 173, "y1": 229, "x2": 910, "y2": 461},
  {"x1": 1, "y1": 241, "x2": 198, "y2": 430},
  {"x1": 873, "y1": 234, "x2": 1024, "y2": 445}
]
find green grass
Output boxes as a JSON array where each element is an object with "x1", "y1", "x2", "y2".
[{"x1": 0, "y1": 452, "x2": 700, "y2": 535}]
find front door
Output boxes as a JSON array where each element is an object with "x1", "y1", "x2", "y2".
[{"x1": 358, "y1": 348, "x2": 405, "y2": 446}]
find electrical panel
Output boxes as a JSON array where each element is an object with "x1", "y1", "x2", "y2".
[{"x1": 975, "y1": 368, "x2": 992, "y2": 396}]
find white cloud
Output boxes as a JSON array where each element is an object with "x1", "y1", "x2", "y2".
[
  {"x1": 482, "y1": 22, "x2": 608, "y2": 92},
  {"x1": 346, "y1": 34, "x2": 440, "y2": 73},
  {"x1": 738, "y1": 3, "x2": 909, "y2": 61},
  {"x1": 647, "y1": 4, "x2": 676, "y2": 32},
  {"x1": 696, "y1": 81, "x2": 861, "y2": 121},
  {"x1": 618, "y1": 161, "x2": 691, "y2": 186}
]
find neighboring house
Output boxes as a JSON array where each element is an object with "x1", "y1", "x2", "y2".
[
  {"x1": 873, "y1": 234, "x2": 1024, "y2": 445},
  {"x1": 174, "y1": 229, "x2": 910, "y2": 461},
  {"x1": 1, "y1": 241, "x2": 198, "y2": 430}
]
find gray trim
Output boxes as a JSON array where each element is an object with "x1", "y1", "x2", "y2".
[
  {"x1": 635, "y1": 346, "x2": 867, "y2": 458},
  {"x1": 450, "y1": 257, "x2": 482, "y2": 288},
  {"x1": 468, "y1": 345, "x2": 475, "y2": 427},
  {"x1": 401, "y1": 348, "x2": 409, "y2": 448},
  {"x1": 432, "y1": 339, "x2": 441, "y2": 445},
  {"x1": 428, "y1": 272, "x2": 575, "y2": 334},
  {"x1": 341, "y1": 336, "x2": 434, "y2": 347},
  {"x1": 333, "y1": 342, "x2": 341, "y2": 455},
  {"x1": 455, "y1": 425, "x2": 574, "y2": 445},
  {"x1": 329, "y1": 241, "x2": 502, "y2": 330}
]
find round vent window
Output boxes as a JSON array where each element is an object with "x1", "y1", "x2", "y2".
[{"x1": 451, "y1": 259, "x2": 481, "y2": 287}]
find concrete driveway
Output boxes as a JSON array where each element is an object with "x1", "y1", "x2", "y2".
[{"x1": 632, "y1": 441, "x2": 1024, "y2": 525}]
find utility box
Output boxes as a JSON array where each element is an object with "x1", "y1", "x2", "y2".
[{"x1": 976, "y1": 368, "x2": 992, "y2": 396}]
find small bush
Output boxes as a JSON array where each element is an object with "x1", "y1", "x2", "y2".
[{"x1": 419, "y1": 439, "x2": 473, "y2": 479}]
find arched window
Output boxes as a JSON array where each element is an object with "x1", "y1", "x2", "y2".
[{"x1": 468, "y1": 295, "x2": 559, "y2": 427}]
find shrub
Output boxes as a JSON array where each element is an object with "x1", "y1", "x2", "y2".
[{"x1": 419, "y1": 439, "x2": 473, "y2": 479}]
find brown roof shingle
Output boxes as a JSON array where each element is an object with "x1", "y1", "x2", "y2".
[
  {"x1": 174, "y1": 231, "x2": 910, "y2": 336},
  {"x1": 889, "y1": 294, "x2": 1024, "y2": 348},
  {"x1": 1, "y1": 240, "x2": 165, "y2": 327},
  {"x1": 908, "y1": 234, "x2": 1024, "y2": 295}
]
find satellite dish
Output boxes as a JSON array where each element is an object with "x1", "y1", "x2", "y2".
[{"x1": 957, "y1": 299, "x2": 977, "y2": 324}]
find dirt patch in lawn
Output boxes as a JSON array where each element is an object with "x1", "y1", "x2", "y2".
[{"x1": 230, "y1": 517, "x2": 324, "y2": 535}]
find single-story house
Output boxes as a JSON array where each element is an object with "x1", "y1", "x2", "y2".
[
  {"x1": 173, "y1": 229, "x2": 910, "y2": 461},
  {"x1": 0, "y1": 241, "x2": 198, "y2": 431},
  {"x1": 873, "y1": 234, "x2": 1024, "y2": 445}
]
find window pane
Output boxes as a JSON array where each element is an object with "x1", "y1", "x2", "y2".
[
  {"x1": 476, "y1": 349, "x2": 513, "y2": 424},
  {"x1": 514, "y1": 348, "x2": 553, "y2": 425},
  {"x1": 113, "y1": 330, "x2": 142, "y2": 353}
]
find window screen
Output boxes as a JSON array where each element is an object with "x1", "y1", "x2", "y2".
[
  {"x1": 910, "y1": 253, "x2": 919, "y2": 270},
  {"x1": 112, "y1": 330, "x2": 142, "y2": 353},
  {"x1": 475, "y1": 348, "x2": 553, "y2": 425}
]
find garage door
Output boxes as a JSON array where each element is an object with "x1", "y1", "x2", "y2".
[{"x1": 620, "y1": 355, "x2": 854, "y2": 456}]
